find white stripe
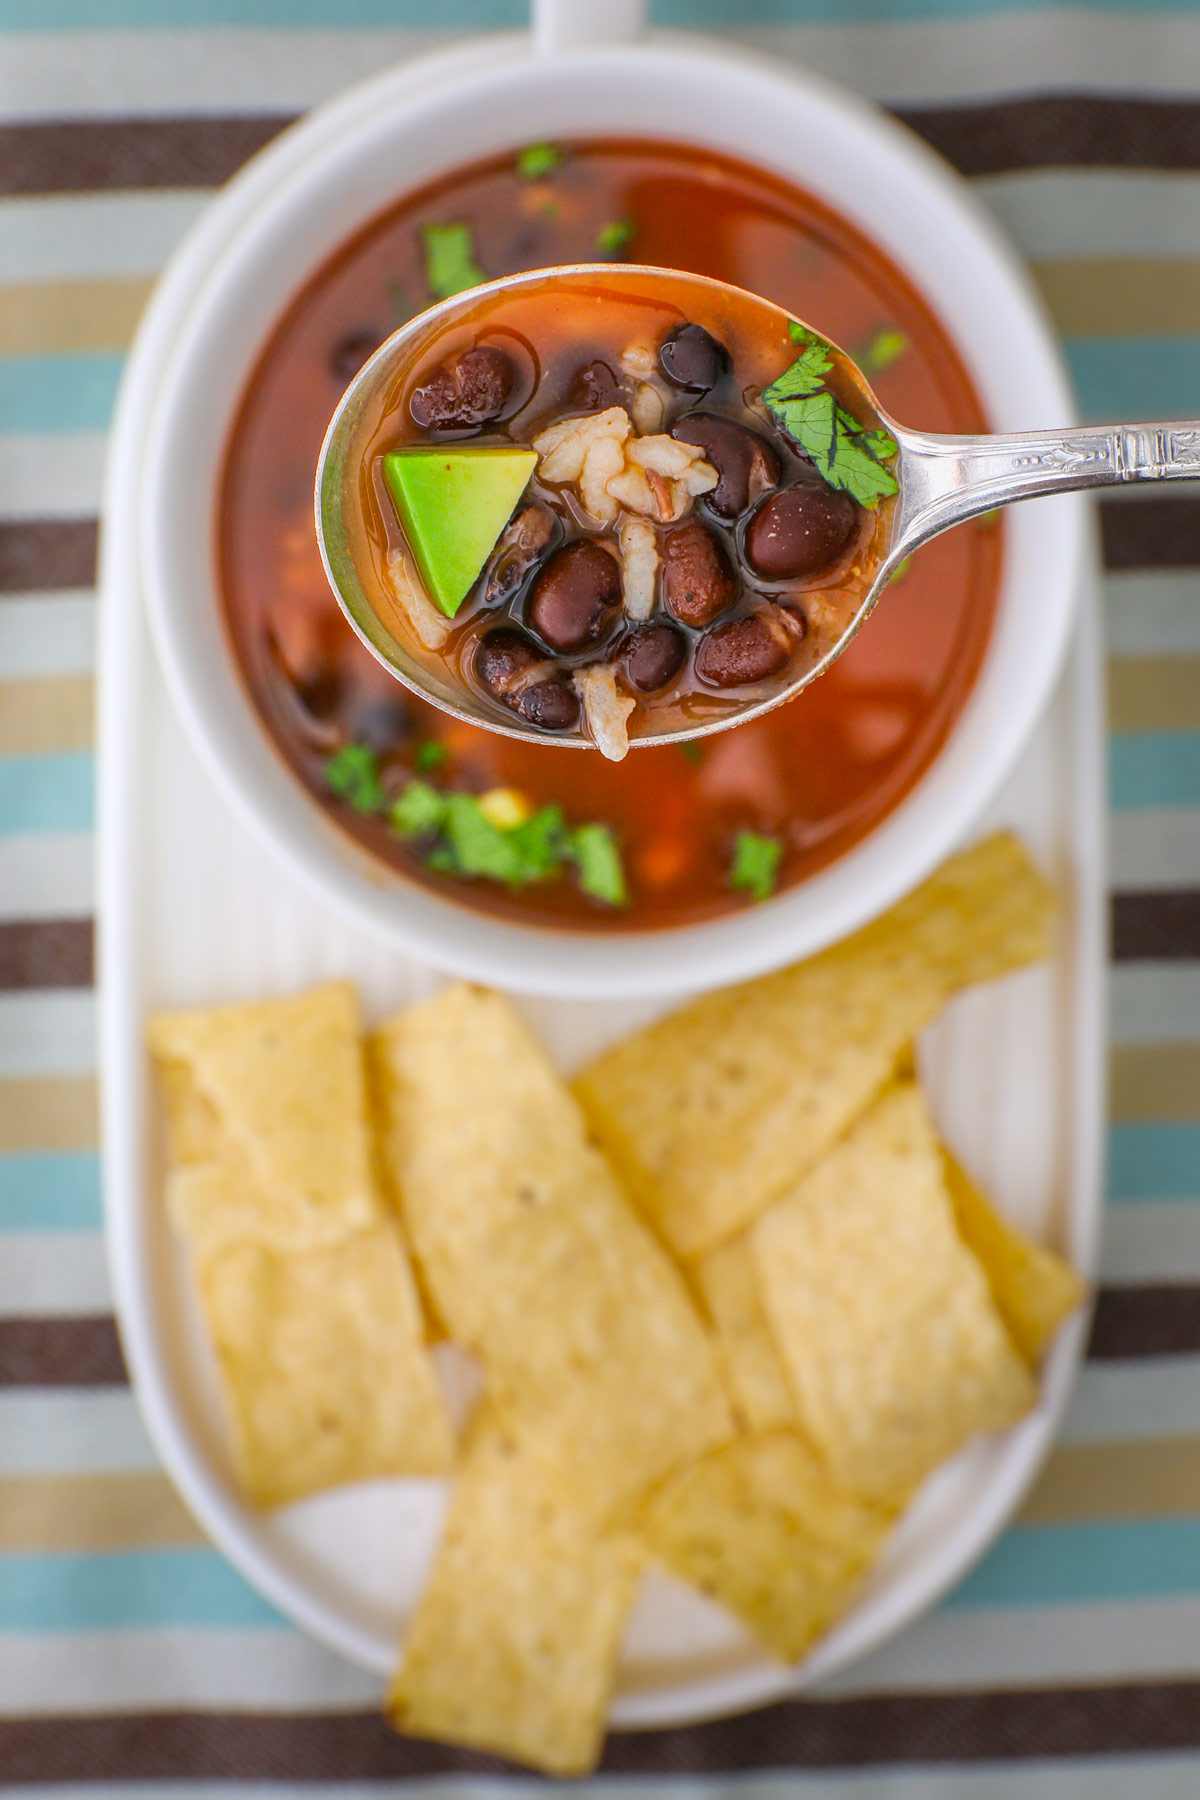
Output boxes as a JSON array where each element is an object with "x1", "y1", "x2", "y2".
[
  {"x1": 0, "y1": 991, "x2": 95, "y2": 1078},
  {"x1": 0, "y1": 593, "x2": 96, "y2": 680},
  {"x1": 0, "y1": 193, "x2": 209, "y2": 286},
  {"x1": 0, "y1": 832, "x2": 93, "y2": 920},
  {"x1": 2, "y1": 17, "x2": 1200, "y2": 117},
  {"x1": 0, "y1": 1391, "x2": 156, "y2": 1474},
  {"x1": 975, "y1": 171, "x2": 1200, "y2": 261},
  {"x1": 1105, "y1": 573, "x2": 1200, "y2": 661},
  {"x1": 0, "y1": 1627, "x2": 380, "y2": 1715},
  {"x1": 1061, "y1": 1358, "x2": 1200, "y2": 1447},
  {"x1": 1111, "y1": 808, "x2": 1200, "y2": 894},
  {"x1": 0, "y1": 435, "x2": 106, "y2": 521},
  {"x1": 0, "y1": 1232, "x2": 110, "y2": 1317},
  {"x1": 827, "y1": 1594, "x2": 1200, "y2": 1698},
  {"x1": 1109, "y1": 965, "x2": 1200, "y2": 1047},
  {"x1": 1103, "y1": 1204, "x2": 1200, "y2": 1284},
  {"x1": 0, "y1": 28, "x2": 445, "y2": 118}
]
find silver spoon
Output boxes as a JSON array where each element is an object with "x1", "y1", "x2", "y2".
[{"x1": 317, "y1": 264, "x2": 1200, "y2": 750}]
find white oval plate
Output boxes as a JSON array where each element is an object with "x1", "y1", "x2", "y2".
[{"x1": 99, "y1": 35, "x2": 1106, "y2": 1732}]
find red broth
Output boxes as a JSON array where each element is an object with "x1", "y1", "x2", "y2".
[{"x1": 219, "y1": 138, "x2": 1000, "y2": 932}]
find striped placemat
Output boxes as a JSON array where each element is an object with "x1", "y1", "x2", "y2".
[{"x1": 4, "y1": 1, "x2": 1200, "y2": 1790}]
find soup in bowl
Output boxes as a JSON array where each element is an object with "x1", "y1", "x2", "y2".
[
  {"x1": 222, "y1": 140, "x2": 1000, "y2": 935},
  {"x1": 141, "y1": 36, "x2": 1081, "y2": 996}
]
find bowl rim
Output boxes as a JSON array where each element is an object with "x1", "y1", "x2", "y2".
[{"x1": 139, "y1": 30, "x2": 1084, "y2": 1002}]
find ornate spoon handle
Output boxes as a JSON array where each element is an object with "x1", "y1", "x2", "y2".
[{"x1": 890, "y1": 420, "x2": 1200, "y2": 559}]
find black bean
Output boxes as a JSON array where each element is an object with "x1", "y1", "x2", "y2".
[
  {"x1": 344, "y1": 689, "x2": 411, "y2": 751},
  {"x1": 329, "y1": 330, "x2": 382, "y2": 385},
  {"x1": 659, "y1": 323, "x2": 729, "y2": 395},
  {"x1": 475, "y1": 626, "x2": 542, "y2": 697},
  {"x1": 695, "y1": 612, "x2": 794, "y2": 687},
  {"x1": 481, "y1": 505, "x2": 557, "y2": 606},
  {"x1": 661, "y1": 520, "x2": 738, "y2": 628},
  {"x1": 744, "y1": 482, "x2": 858, "y2": 579},
  {"x1": 528, "y1": 540, "x2": 622, "y2": 653},
  {"x1": 517, "y1": 676, "x2": 580, "y2": 730},
  {"x1": 410, "y1": 344, "x2": 514, "y2": 430},
  {"x1": 574, "y1": 359, "x2": 626, "y2": 411},
  {"x1": 670, "y1": 413, "x2": 780, "y2": 519},
  {"x1": 621, "y1": 620, "x2": 687, "y2": 693}
]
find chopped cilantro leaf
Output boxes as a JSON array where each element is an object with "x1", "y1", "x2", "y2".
[
  {"x1": 517, "y1": 142, "x2": 563, "y2": 179},
  {"x1": 569, "y1": 823, "x2": 628, "y2": 907},
  {"x1": 596, "y1": 218, "x2": 635, "y2": 258},
  {"x1": 729, "y1": 830, "x2": 783, "y2": 903},
  {"x1": 679, "y1": 741, "x2": 704, "y2": 767},
  {"x1": 389, "y1": 778, "x2": 447, "y2": 838},
  {"x1": 415, "y1": 740, "x2": 449, "y2": 774},
  {"x1": 767, "y1": 328, "x2": 831, "y2": 400},
  {"x1": 443, "y1": 793, "x2": 527, "y2": 883},
  {"x1": 889, "y1": 554, "x2": 913, "y2": 585},
  {"x1": 863, "y1": 327, "x2": 909, "y2": 372},
  {"x1": 324, "y1": 743, "x2": 385, "y2": 815},
  {"x1": 763, "y1": 382, "x2": 898, "y2": 509},
  {"x1": 508, "y1": 804, "x2": 570, "y2": 881},
  {"x1": 420, "y1": 222, "x2": 485, "y2": 302}
]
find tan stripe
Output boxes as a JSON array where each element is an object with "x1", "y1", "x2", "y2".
[
  {"x1": 0, "y1": 676, "x2": 93, "y2": 755},
  {"x1": 1033, "y1": 258, "x2": 1200, "y2": 336},
  {"x1": 1108, "y1": 655, "x2": 1200, "y2": 733},
  {"x1": 1021, "y1": 1436, "x2": 1200, "y2": 1526},
  {"x1": 0, "y1": 1472, "x2": 203, "y2": 1552},
  {"x1": 0, "y1": 278, "x2": 152, "y2": 356},
  {"x1": 0, "y1": 1075, "x2": 96, "y2": 1152},
  {"x1": 1111, "y1": 1044, "x2": 1200, "y2": 1122}
]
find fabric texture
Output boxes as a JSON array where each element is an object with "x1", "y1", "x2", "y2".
[{"x1": 3, "y1": 0, "x2": 1200, "y2": 1790}]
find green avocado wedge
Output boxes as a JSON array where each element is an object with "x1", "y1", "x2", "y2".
[{"x1": 382, "y1": 446, "x2": 538, "y2": 619}]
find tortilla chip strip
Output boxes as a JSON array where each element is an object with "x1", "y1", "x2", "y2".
[
  {"x1": 753, "y1": 1082, "x2": 1036, "y2": 1503},
  {"x1": 198, "y1": 1219, "x2": 454, "y2": 1506},
  {"x1": 388, "y1": 1412, "x2": 642, "y2": 1777},
  {"x1": 147, "y1": 982, "x2": 380, "y2": 1249},
  {"x1": 372, "y1": 984, "x2": 732, "y2": 1514},
  {"x1": 574, "y1": 832, "x2": 1054, "y2": 1257},
  {"x1": 943, "y1": 1151, "x2": 1086, "y2": 1365},
  {"x1": 639, "y1": 1431, "x2": 889, "y2": 1664},
  {"x1": 693, "y1": 1238, "x2": 798, "y2": 1433}
]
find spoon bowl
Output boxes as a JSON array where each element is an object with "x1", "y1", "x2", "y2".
[{"x1": 317, "y1": 262, "x2": 1200, "y2": 749}]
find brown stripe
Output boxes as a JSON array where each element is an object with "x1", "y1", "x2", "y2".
[
  {"x1": 1021, "y1": 1436, "x2": 1200, "y2": 1526},
  {"x1": 1109, "y1": 655, "x2": 1200, "y2": 735},
  {"x1": 1113, "y1": 891, "x2": 1200, "y2": 961},
  {"x1": 0, "y1": 919, "x2": 93, "y2": 991},
  {"x1": 1088, "y1": 1285, "x2": 1200, "y2": 1359},
  {"x1": 0, "y1": 520, "x2": 97, "y2": 595},
  {"x1": 0, "y1": 1316, "x2": 125, "y2": 1388},
  {"x1": 0, "y1": 1472, "x2": 203, "y2": 1552},
  {"x1": 7, "y1": 1683, "x2": 1200, "y2": 1778},
  {"x1": 7, "y1": 98, "x2": 1200, "y2": 199},
  {"x1": 0, "y1": 114, "x2": 295, "y2": 197},
  {"x1": 896, "y1": 94, "x2": 1200, "y2": 177},
  {"x1": 1034, "y1": 258, "x2": 1200, "y2": 338},
  {"x1": 0, "y1": 278, "x2": 153, "y2": 358},
  {"x1": 1101, "y1": 497, "x2": 1200, "y2": 570},
  {"x1": 0, "y1": 1075, "x2": 97, "y2": 1153},
  {"x1": 1111, "y1": 1043, "x2": 1200, "y2": 1122}
]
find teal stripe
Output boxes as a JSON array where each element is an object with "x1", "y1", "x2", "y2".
[
  {"x1": 1110, "y1": 734, "x2": 1200, "y2": 811},
  {"x1": 1, "y1": 0, "x2": 1196, "y2": 25},
  {"x1": 0, "y1": 1549, "x2": 286, "y2": 1632},
  {"x1": 0, "y1": 356, "x2": 124, "y2": 437},
  {"x1": 1109, "y1": 1125, "x2": 1200, "y2": 1203},
  {"x1": 0, "y1": 755, "x2": 93, "y2": 835},
  {"x1": 0, "y1": 1153, "x2": 101, "y2": 1231},
  {"x1": 945, "y1": 1518, "x2": 1200, "y2": 1611},
  {"x1": 1066, "y1": 338, "x2": 1200, "y2": 426}
]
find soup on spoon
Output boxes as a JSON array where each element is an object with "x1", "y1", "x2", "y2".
[{"x1": 318, "y1": 266, "x2": 900, "y2": 762}]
